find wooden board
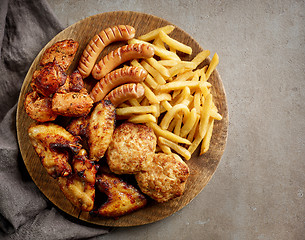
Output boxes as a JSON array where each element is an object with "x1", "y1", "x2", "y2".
[{"x1": 16, "y1": 11, "x2": 228, "y2": 227}]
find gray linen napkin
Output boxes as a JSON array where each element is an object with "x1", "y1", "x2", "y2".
[{"x1": 0, "y1": 0, "x2": 110, "y2": 238}]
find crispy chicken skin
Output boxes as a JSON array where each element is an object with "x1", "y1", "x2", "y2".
[
  {"x1": 28, "y1": 122, "x2": 82, "y2": 178},
  {"x1": 135, "y1": 153, "x2": 190, "y2": 203},
  {"x1": 57, "y1": 149, "x2": 97, "y2": 211},
  {"x1": 24, "y1": 91, "x2": 57, "y2": 122},
  {"x1": 66, "y1": 116, "x2": 89, "y2": 137},
  {"x1": 87, "y1": 100, "x2": 115, "y2": 161},
  {"x1": 52, "y1": 89, "x2": 93, "y2": 117},
  {"x1": 106, "y1": 122, "x2": 157, "y2": 174},
  {"x1": 40, "y1": 39, "x2": 79, "y2": 71},
  {"x1": 31, "y1": 61, "x2": 67, "y2": 97},
  {"x1": 51, "y1": 70, "x2": 93, "y2": 117},
  {"x1": 92, "y1": 173, "x2": 147, "y2": 218}
]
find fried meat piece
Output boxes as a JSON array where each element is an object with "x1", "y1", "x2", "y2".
[
  {"x1": 135, "y1": 153, "x2": 190, "y2": 203},
  {"x1": 24, "y1": 91, "x2": 57, "y2": 122},
  {"x1": 40, "y1": 39, "x2": 79, "y2": 71},
  {"x1": 92, "y1": 173, "x2": 147, "y2": 218},
  {"x1": 28, "y1": 122, "x2": 82, "y2": 178},
  {"x1": 31, "y1": 61, "x2": 67, "y2": 97},
  {"x1": 106, "y1": 122, "x2": 157, "y2": 174},
  {"x1": 57, "y1": 149, "x2": 97, "y2": 211},
  {"x1": 66, "y1": 116, "x2": 89, "y2": 137},
  {"x1": 87, "y1": 100, "x2": 115, "y2": 161},
  {"x1": 51, "y1": 70, "x2": 93, "y2": 117},
  {"x1": 52, "y1": 89, "x2": 93, "y2": 117}
]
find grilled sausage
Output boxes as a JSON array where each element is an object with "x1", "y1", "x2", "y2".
[
  {"x1": 92, "y1": 43, "x2": 154, "y2": 80},
  {"x1": 90, "y1": 66, "x2": 147, "y2": 102},
  {"x1": 104, "y1": 83, "x2": 145, "y2": 107},
  {"x1": 78, "y1": 25, "x2": 135, "y2": 78}
]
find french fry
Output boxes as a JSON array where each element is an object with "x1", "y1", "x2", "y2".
[
  {"x1": 147, "y1": 122, "x2": 191, "y2": 145},
  {"x1": 192, "y1": 50, "x2": 210, "y2": 67},
  {"x1": 200, "y1": 119, "x2": 214, "y2": 155},
  {"x1": 206, "y1": 53, "x2": 219, "y2": 80},
  {"x1": 155, "y1": 93, "x2": 172, "y2": 102},
  {"x1": 130, "y1": 59, "x2": 158, "y2": 89},
  {"x1": 159, "y1": 137, "x2": 191, "y2": 160},
  {"x1": 174, "y1": 117, "x2": 182, "y2": 136},
  {"x1": 141, "y1": 61, "x2": 166, "y2": 85},
  {"x1": 138, "y1": 25, "x2": 175, "y2": 41},
  {"x1": 116, "y1": 105, "x2": 157, "y2": 116},
  {"x1": 121, "y1": 27, "x2": 221, "y2": 160},
  {"x1": 158, "y1": 30, "x2": 192, "y2": 55},
  {"x1": 159, "y1": 81, "x2": 200, "y2": 92},
  {"x1": 146, "y1": 57, "x2": 170, "y2": 78},
  {"x1": 199, "y1": 93, "x2": 212, "y2": 138},
  {"x1": 128, "y1": 114, "x2": 157, "y2": 124},
  {"x1": 187, "y1": 114, "x2": 200, "y2": 142},
  {"x1": 160, "y1": 104, "x2": 190, "y2": 130},
  {"x1": 180, "y1": 108, "x2": 197, "y2": 138},
  {"x1": 141, "y1": 82, "x2": 159, "y2": 104}
]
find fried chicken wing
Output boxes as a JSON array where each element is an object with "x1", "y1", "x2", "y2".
[
  {"x1": 40, "y1": 39, "x2": 79, "y2": 71},
  {"x1": 106, "y1": 122, "x2": 157, "y2": 174},
  {"x1": 24, "y1": 91, "x2": 57, "y2": 122},
  {"x1": 28, "y1": 122, "x2": 82, "y2": 178},
  {"x1": 92, "y1": 173, "x2": 147, "y2": 218},
  {"x1": 31, "y1": 61, "x2": 67, "y2": 97},
  {"x1": 87, "y1": 100, "x2": 115, "y2": 161},
  {"x1": 66, "y1": 116, "x2": 89, "y2": 137},
  {"x1": 135, "y1": 153, "x2": 190, "y2": 203},
  {"x1": 57, "y1": 149, "x2": 97, "y2": 211}
]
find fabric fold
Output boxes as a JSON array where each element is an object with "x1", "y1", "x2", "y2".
[{"x1": 0, "y1": 0, "x2": 109, "y2": 238}]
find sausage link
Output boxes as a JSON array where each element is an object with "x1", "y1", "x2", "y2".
[
  {"x1": 90, "y1": 66, "x2": 147, "y2": 102},
  {"x1": 92, "y1": 43, "x2": 154, "y2": 80},
  {"x1": 77, "y1": 25, "x2": 135, "y2": 78},
  {"x1": 104, "y1": 83, "x2": 145, "y2": 107}
]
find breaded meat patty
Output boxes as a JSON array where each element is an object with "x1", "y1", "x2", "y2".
[
  {"x1": 106, "y1": 122, "x2": 157, "y2": 174},
  {"x1": 135, "y1": 153, "x2": 190, "y2": 203}
]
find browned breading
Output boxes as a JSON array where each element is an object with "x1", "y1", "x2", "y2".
[
  {"x1": 28, "y1": 122, "x2": 82, "y2": 178},
  {"x1": 87, "y1": 100, "x2": 115, "y2": 161},
  {"x1": 93, "y1": 173, "x2": 147, "y2": 218},
  {"x1": 40, "y1": 39, "x2": 79, "y2": 71},
  {"x1": 31, "y1": 61, "x2": 67, "y2": 97},
  {"x1": 24, "y1": 91, "x2": 57, "y2": 122},
  {"x1": 135, "y1": 153, "x2": 190, "y2": 203},
  {"x1": 57, "y1": 149, "x2": 97, "y2": 212},
  {"x1": 106, "y1": 122, "x2": 157, "y2": 174}
]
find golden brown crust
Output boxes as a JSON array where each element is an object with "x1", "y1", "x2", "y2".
[
  {"x1": 66, "y1": 116, "x2": 89, "y2": 137},
  {"x1": 51, "y1": 90, "x2": 93, "y2": 117},
  {"x1": 135, "y1": 153, "x2": 190, "y2": 203},
  {"x1": 104, "y1": 83, "x2": 144, "y2": 107},
  {"x1": 24, "y1": 91, "x2": 57, "y2": 122},
  {"x1": 31, "y1": 61, "x2": 67, "y2": 97},
  {"x1": 28, "y1": 122, "x2": 82, "y2": 178},
  {"x1": 57, "y1": 149, "x2": 97, "y2": 212},
  {"x1": 87, "y1": 100, "x2": 115, "y2": 161},
  {"x1": 40, "y1": 39, "x2": 79, "y2": 71},
  {"x1": 92, "y1": 173, "x2": 147, "y2": 218},
  {"x1": 106, "y1": 122, "x2": 157, "y2": 174},
  {"x1": 90, "y1": 66, "x2": 147, "y2": 102},
  {"x1": 92, "y1": 43, "x2": 154, "y2": 80},
  {"x1": 78, "y1": 25, "x2": 135, "y2": 78}
]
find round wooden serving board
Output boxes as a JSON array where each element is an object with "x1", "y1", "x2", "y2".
[{"x1": 16, "y1": 11, "x2": 228, "y2": 227}]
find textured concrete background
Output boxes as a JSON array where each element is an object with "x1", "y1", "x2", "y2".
[{"x1": 46, "y1": 1, "x2": 305, "y2": 239}]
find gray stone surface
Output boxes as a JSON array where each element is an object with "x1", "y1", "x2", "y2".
[{"x1": 46, "y1": 1, "x2": 305, "y2": 239}]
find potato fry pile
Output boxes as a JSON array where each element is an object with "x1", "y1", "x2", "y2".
[{"x1": 116, "y1": 25, "x2": 222, "y2": 160}]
